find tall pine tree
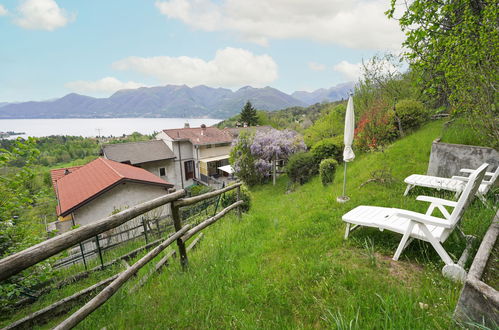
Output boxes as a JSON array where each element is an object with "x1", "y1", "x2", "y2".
[{"x1": 240, "y1": 101, "x2": 258, "y2": 126}]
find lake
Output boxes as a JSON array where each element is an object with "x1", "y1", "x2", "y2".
[{"x1": 0, "y1": 118, "x2": 222, "y2": 139}]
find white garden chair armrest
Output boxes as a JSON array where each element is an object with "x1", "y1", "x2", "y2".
[
  {"x1": 460, "y1": 168, "x2": 494, "y2": 177},
  {"x1": 451, "y1": 175, "x2": 470, "y2": 182},
  {"x1": 394, "y1": 210, "x2": 452, "y2": 228},
  {"x1": 416, "y1": 196, "x2": 458, "y2": 208}
]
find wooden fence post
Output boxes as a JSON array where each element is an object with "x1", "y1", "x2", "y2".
[
  {"x1": 95, "y1": 235, "x2": 104, "y2": 269},
  {"x1": 171, "y1": 203, "x2": 188, "y2": 269},
  {"x1": 237, "y1": 185, "x2": 241, "y2": 220},
  {"x1": 142, "y1": 218, "x2": 149, "y2": 244}
]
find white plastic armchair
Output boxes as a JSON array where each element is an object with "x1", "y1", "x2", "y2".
[
  {"x1": 343, "y1": 164, "x2": 488, "y2": 282},
  {"x1": 404, "y1": 164, "x2": 498, "y2": 205}
]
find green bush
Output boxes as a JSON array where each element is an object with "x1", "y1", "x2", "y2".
[
  {"x1": 304, "y1": 103, "x2": 346, "y2": 147},
  {"x1": 355, "y1": 99, "x2": 398, "y2": 151},
  {"x1": 285, "y1": 152, "x2": 318, "y2": 185},
  {"x1": 187, "y1": 184, "x2": 212, "y2": 197},
  {"x1": 395, "y1": 99, "x2": 428, "y2": 130},
  {"x1": 220, "y1": 184, "x2": 252, "y2": 213},
  {"x1": 319, "y1": 159, "x2": 338, "y2": 186},
  {"x1": 311, "y1": 135, "x2": 344, "y2": 164}
]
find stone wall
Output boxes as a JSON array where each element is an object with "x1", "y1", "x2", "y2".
[{"x1": 427, "y1": 140, "x2": 499, "y2": 177}]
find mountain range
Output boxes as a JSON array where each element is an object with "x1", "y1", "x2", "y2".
[{"x1": 0, "y1": 82, "x2": 354, "y2": 119}]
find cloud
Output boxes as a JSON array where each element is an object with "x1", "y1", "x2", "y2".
[
  {"x1": 308, "y1": 62, "x2": 326, "y2": 71},
  {"x1": 0, "y1": 5, "x2": 8, "y2": 16},
  {"x1": 333, "y1": 61, "x2": 362, "y2": 81},
  {"x1": 15, "y1": 0, "x2": 73, "y2": 30},
  {"x1": 113, "y1": 47, "x2": 278, "y2": 87},
  {"x1": 65, "y1": 77, "x2": 146, "y2": 95},
  {"x1": 155, "y1": 0, "x2": 403, "y2": 49}
]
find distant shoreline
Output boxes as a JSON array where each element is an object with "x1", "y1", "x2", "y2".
[
  {"x1": 0, "y1": 116, "x2": 223, "y2": 120},
  {"x1": 0, "y1": 117, "x2": 222, "y2": 139}
]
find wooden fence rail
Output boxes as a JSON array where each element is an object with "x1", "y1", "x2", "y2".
[
  {"x1": 1, "y1": 182, "x2": 244, "y2": 330},
  {"x1": 54, "y1": 224, "x2": 192, "y2": 330},
  {"x1": 0, "y1": 190, "x2": 186, "y2": 282}
]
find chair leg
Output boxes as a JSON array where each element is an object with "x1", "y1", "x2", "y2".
[
  {"x1": 344, "y1": 223, "x2": 351, "y2": 240},
  {"x1": 393, "y1": 222, "x2": 415, "y2": 261},
  {"x1": 404, "y1": 184, "x2": 413, "y2": 196},
  {"x1": 419, "y1": 224, "x2": 454, "y2": 265}
]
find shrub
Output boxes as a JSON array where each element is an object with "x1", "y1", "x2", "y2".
[
  {"x1": 220, "y1": 184, "x2": 252, "y2": 213},
  {"x1": 187, "y1": 184, "x2": 212, "y2": 197},
  {"x1": 395, "y1": 99, "x2": 428, "y2": 130},
  {"x1": 304, "y1": 103, "x2": 346, "y2": 147},
  {"x1": 285, "y1": 152, "x2": 318, "y2": 185},
  {"x1": 319, "y1": 159, "x2": 338, "y2": 186},
  {"x1": 355, "y1": 99, "x2": 398, "y2": 151},
  {"x1": 311, "y1": 135, "x2": 344, "y2": 164}
]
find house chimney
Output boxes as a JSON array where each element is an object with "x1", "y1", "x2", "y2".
[
  {"x1": 64, "y1": 169, "x2": 70, "y2": 175},
  {"x1": 184, "y1": 122, "x2": 190, "y2": 128},
  {"x1": 201, "y1": 124, "x2": 206, "y2": 136}
]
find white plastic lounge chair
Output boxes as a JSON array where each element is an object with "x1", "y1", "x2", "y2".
[
  {"x1": 404, "y1": 165, "x2": 498, "y2": 205},
  {"x1": 342, "y1": 163, "x2": 488, "y2": 281}
]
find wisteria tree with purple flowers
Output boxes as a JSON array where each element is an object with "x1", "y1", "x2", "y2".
[{"x1": 230, "y1": 128, "x2": 306, "y2": 186}]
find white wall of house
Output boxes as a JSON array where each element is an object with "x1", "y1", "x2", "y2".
[
  {"x1": 73, "y1": 182, "x2": 171, "y2": 228},
  {"x1": 156, "y1": 131, "x2": 173, "y2": 150},
  {"x1": 156, "y1": 133, "x2": 194, "y2": 159},
  {"x1": 198, "y1": 144, "x2": 231, "y2": 159},
  {"x1": 139, "y1": 159, "x2": 176, "y2": 187}
]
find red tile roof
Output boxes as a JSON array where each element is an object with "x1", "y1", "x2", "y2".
[
  {"x1": 162, "y1": 126, "x2": 233, "y2": 145},
  {"x1": 52, "y1": 158, "x2": 173, "y2": 216},
  {"x1": 50, "y1": 165, "x2": 83, "y2": 190}
]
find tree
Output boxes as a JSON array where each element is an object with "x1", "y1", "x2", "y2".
[
  {"x1": 229, "y1": 131, "x2": 262, "y2": 186},
  {"x1": 387, "y1": 0, "x2": 499, "y2": 147},
  {"x1": 0, "y1": 138, "x2": 39, "y2": 253},
  {"x1": 240, "y1": 101, "x2": 259, "y2": 126},
  {"x1": 230, "y1": 128, "x2": 306, "y2": 186},
  {"x1": 303, "y1": 103, "x2": 345, "y2": 146},
  {"x1": 0, "y1": 138, "x2": 52, "y2": 307}
]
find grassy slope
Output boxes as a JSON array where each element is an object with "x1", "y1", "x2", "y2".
[{"x1": 34, "y1": 121, "x2": 497, "y2": 328}]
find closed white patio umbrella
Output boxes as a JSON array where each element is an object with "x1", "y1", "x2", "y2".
[{"x1": 337, "y1": 94, "x2": 355, "y2": 203}]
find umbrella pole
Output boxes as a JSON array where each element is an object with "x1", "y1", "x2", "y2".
[
  {"x1": 337, "y1": 162, "x2": 350, "y2": 203},
  {"x1": 342, "y1": 162, "x2": 347, "y2": 197}
]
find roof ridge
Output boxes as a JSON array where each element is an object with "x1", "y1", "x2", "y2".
[
  {"x1": 50, "y1": 164, "x2": 83, "y2": 173},
  {"x1": 164, "y1": 126, "x2": 217, "y2": 131},
  {"x1": 103, "y1": 140, "x2": 161, "y2": 147},
  {"x1": 100, "y1": 158, "x2": 125, "y2": 179}
]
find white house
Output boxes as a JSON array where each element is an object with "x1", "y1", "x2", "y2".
[{"x1": 156, "y1": 124, "x2": 234, "y2": 188}]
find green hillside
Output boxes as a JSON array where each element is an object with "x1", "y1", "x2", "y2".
[{"x1": 64, "y1": 120, "x2": 494, "y2": 329}]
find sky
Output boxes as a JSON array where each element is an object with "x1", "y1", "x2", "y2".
[{"x1": 0, "y1": 0, "x2": 405, "y2": 102}]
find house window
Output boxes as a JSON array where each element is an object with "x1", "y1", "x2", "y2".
[
  {"x1": 184, "y1": 160, "x2": 195, "y2": 180},
  {"x1": 159, "y1": 167, "x2": 166, "y2": 177},
  {"x1": 207, "y1": 144, "x2": 212, "y2": 148}
]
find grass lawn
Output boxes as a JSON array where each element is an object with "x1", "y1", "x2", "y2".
[{"x1": 3, "y1": 120, "x2": 495, "y2": 329}]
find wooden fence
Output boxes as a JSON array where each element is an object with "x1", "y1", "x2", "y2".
[{"x1": 0, "y1": 182, "x2": 243, "y2": 329}]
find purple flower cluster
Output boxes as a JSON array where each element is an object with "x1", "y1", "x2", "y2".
[{"x1": 250, "y1": 128, "x2": 306, "y2": 175}]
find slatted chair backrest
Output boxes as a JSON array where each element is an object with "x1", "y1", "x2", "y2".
[
  {"x1": 447, "y1": 163, "x2": 488, "y2": 228},
  {"x1": 483, "y1": 166, "x2": 499, "y2": 190}
]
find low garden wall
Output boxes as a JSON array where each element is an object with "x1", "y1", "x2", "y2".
[{"x1": 427, "y1": 140, "x2": 499, "y2": 177}]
